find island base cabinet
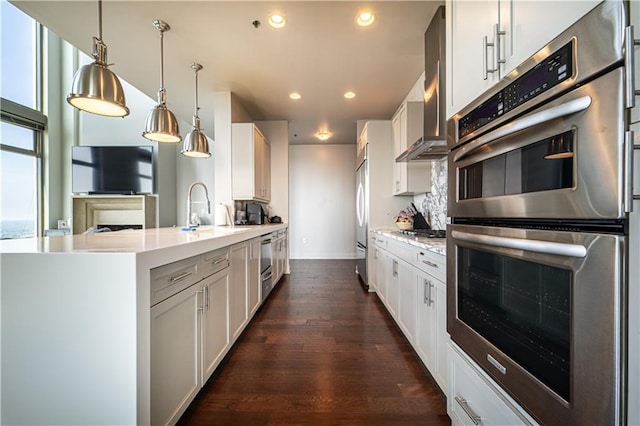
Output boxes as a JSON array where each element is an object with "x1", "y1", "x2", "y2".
[
  {"x1": 448, "y1": 343, "x2": 535, "y2": 426},
  {"x1": 229, "y1": 243, "x2": 249, "y2": 341},
  {"x1": 202, "y1": 269, "x2": 230, "y2": 382},
  {"x1": 151, "y1": 285, "x2": 202, "y2": 426}
]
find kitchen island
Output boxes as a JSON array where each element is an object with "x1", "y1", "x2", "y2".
[{"x1": 0, "y1": 224, "x2": 287, "y2": 425}]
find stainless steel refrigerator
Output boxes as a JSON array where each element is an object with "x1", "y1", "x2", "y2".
[{"x1": 355, "y1": 145, "x2": 368, "y2": 286}]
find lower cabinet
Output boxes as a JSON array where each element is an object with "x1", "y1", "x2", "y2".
[
  {"x1": 449, "y1": 343, "x2": 536, "y2": 426},
  {"x1": 229, "y1": 242, "x2": 249, "y2": 341},
  {"x1": 416, "y1": 269, "x2": 448, "y2": 394},
  {"x1": 248, "y1": 238, "x2": 261, "y2": 316},
  {"x1": 201, "y1": 269, "x2": 230, "y2": 382},
  {"x1": 150, "y1": 283, "x2": 202, "y2": 426},
  {"x1": 372, "y1": 231, "x2": 449, "y2": 397}
]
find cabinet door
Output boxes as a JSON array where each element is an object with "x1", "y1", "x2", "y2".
[
  {"x1": 416, "y1": 271, "x2": 436, "y2": 373},
  {"x1": 386, "y1": 256, "x2": 400, "y2": 319},
  {"x1": 253, "y1": 127, "x2": 264, "y2": 201},
  {"x1": 392, "y1": 106, "x2": 408, "y2": 195},
  {"x1": 263, "y1": 138, "x2": 271, "y2": 202},
  {"x1": 446, "y1": 0, "x2": 499, "y2": 118},
  {"x1": 229, "y1": 243, "x2": 249, "y2": 341},
  {"x1": 502, "y1": 1, "x2": 601, "y2": 76},
  {"x1": 151, "y1": 285, "x2": 201, "y2": 426},
  {"x1": 248, "y1": 239, "x2": 261, "y2": 316},
  {"x1": 397, "y1": 260, "x2": 417, "y2": 344},
  {"x1": 434, "y1": 278, "x2": 449, "y2": 394},
  {"x1": 202, "y1": 268, "x2": 230, "y2": 383},
  {"x1": 375, "y1": 247, "x2": 388, "y2": 303}
]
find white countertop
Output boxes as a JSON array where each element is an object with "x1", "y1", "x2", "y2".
[
  {"x1": 372, "y1": 228, "x2": 446, "y2": 256},
  {"x1": 0, "y1": 224, "x2": 287, "y2": 254}
]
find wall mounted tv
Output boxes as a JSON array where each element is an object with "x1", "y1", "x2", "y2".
[{"x1": 72, "y1": 146, "x2": 154, "y2": 195}]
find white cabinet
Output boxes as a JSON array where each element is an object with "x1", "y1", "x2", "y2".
[
  {"x1": 229, "y1": 242, "x2": 249, "y2": 341},
  {"x1": 150, "y1": 247, "x2": 231, "y2": 426},
  {"x1": 201, "y1": 269, "x2": 230, "y2": 382},
  {"x1": 446, "y1": 0, "x2": 600, "y2": 118},
  {"x1": 150, "y1": 283, "x2": 201, "y2": 426},
  {"x1": 397, "y1": 258, "x2": 417, "y2": 344},
  {"x1": 392, "y1": 102, "x2": 430, "y2": 195},
  {"x1": 386, "y1": 257, "x2": 400, "y2": 319},
  {"x1": 416, "y1": 269, "x2": 448, "y2": 394},
  {"x1": 232, "y1": 123, "x2": 271, "y2": 202},
  {"x1": 248, "y1": 237, "x2": 261, "y2": 317},
  {"x1": 272, "y1": 230, "x2": 287, "y2": 285},
  {"x1": 448, "y1": 343, "x2": 536, "y2": 426}
]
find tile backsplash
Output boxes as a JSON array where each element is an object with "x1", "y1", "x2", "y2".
[{"x1": 415, "y1": 159, "x2": 448, "y2": 230}]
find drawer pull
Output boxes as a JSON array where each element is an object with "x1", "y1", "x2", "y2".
[
  {"x1": 213, "y1": 257, "x2": 227, "y2": 265},
  {"x1": 455, "y1": 396, "x2": 482, "y2": 425},
  {"x1": 170, "y1": 271, "x2": 193, "y2": 283},
  {"x1": 422, "y1": 259, "x2": 438, "y2": 268}
]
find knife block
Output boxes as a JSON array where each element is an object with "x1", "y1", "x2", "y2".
[{"x1": 412, "y1": 212, "x2": 431, "y2": 230}]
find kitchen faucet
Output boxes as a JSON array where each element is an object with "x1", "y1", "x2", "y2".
[{"x1": 187, "y1": 181, "x2": 211, "y2": 227}]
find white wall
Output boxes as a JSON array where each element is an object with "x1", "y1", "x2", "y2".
[{"x1": 289, "y1": 144, "x2": 356, "y2": 259}]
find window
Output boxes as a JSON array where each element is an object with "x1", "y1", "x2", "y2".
[{"x1": 1, "y1": 0, "x2": 45, "y2": 240}]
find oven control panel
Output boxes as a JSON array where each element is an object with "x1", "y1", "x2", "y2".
[{"x1": 459, "y1": 41, "x2": 573, "y2": 139}]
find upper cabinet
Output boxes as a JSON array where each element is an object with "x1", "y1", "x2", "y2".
[
  {"x1": 232, "y1": 123, "x2": 271, "y2": 203},
  {"x1": 446, "y1": 0, "x2": 601, "y2": 118},
  {"x1": 392, "y1": 101, "x2": 430, "y2": 195}
]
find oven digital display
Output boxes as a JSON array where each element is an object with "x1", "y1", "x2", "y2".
[
  {"x1": 459, "y1": 41, "x2": 573, "y2": 139},
  {"x1": 458, "y1": 246, "x2": 571, "y2": 401}
]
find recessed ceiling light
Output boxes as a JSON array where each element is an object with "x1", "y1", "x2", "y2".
[
  {"x1": 315, "y1": 131, "x2": 332, "y2": 141},
  {"x1": 344, "y1": 91, "x2": 356, "y2": 99},
  {"x1": 289, "y1": 92, "x2": 301, "y2": 100},
  {"x1": 268, "y1": 14, "x2": 286, "y2": 28},
  {"x1": 356, "y1": 12, "x2": 375, "y2": 27}
]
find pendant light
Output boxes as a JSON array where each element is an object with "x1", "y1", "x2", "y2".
[
  {"x1": 182, "y1": 63, "x2": 211, "y2": 158},
  {"x1": 142, "y1": 20, "x2": 181, "y2": 142},
  {"x1": 67, "y1": 0, "x2": 129, "y2": 117}
]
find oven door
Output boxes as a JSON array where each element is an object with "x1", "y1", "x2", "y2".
[
  {"x1": 448, "y1": 68, "x2": 628, "y2": 220},
  {"x1": 447, "y1": 223, "x2": 625, "y2": 425}
]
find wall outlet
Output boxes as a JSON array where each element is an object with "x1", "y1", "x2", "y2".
[
  {"x1": 58, "y1": 220, "x2": 69, "y2": 229},
  {"x1": 302, "y1": 237, "x2": 308, "y2": 244}
]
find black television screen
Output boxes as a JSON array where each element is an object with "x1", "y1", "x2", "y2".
[{"x1": 72, "y1": 146, "x2": 154, "y2": 194}]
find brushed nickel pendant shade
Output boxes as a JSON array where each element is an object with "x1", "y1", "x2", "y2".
[
  {"x1": 182, "y1": 63, "x2": 211, "y2": 158},
  {"x1": 67, "y1": 0, "x2": 129, "y2": 117},
  {"x1": 143, "y1": 19, "x2": 181, "y2": 143}
]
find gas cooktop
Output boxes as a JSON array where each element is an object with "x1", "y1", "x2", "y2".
[{"x1": 397, "y1": 229, "x2": 446, "y2": 238}]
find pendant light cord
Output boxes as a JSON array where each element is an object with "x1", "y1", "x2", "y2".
[
  {"x1": 194, "y1": 67, "x2": 200, "y2": 118},
  {"x1": 97, "y1": 0, "x2": 103, "y2": 41},
  {"x1": 159, "y1": 30, "x2": 165, "y2": 93}
]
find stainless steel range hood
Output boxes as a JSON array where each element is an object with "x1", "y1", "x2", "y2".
[{"x1": 396, "y1": 6, "x2": 447, "y2": 162}]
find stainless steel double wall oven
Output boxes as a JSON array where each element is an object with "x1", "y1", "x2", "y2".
[{"x1": 447, "y1": 2, "x2": 634, "y2": 424}]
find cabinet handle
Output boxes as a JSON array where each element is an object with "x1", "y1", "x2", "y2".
[
  {"x1": 205, "y1": 285, "x2": 210, "y2": 311},
  {"x1": 392, "y1": 260, "x2": 398, "y2": 277},
  {"x1": 428, "y1": 281, "x2": 434, "y2": 307},
  {"x1": 423, "y1": 279, "x2": 429, "y2": 304},
  {"x1": 422, "y1": 259, "x2": 438, "y2": 269},
  {"x1": 170, "y1": 271, "x2": 193, "y2": 283},
  {"x1": 455, "y1": 396, "x2": 482, "y2": 425},
  {"x1": 482, "y1": 24, "x2": 504, "y2": 80}
]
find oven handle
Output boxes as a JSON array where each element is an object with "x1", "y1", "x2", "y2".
[
  {"x1": 452, "y1": 96, "x2": 592, "y2": 163},
  {"x1": 451, "y1": 230, "x2": 587, "y2": 258}
]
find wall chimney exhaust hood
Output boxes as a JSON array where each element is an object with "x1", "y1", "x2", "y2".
[{"x1": 396, "y1": 6, "x2": 447, "y2": 162}]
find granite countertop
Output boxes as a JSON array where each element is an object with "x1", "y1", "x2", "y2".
[{"x1": 372, "y1": 228, "x2": 446, "y2": 256}]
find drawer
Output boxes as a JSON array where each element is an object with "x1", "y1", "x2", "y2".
[
  {"x1": 449, "y1": 344, "x2": 534, "y2": 426},
  {"x1": 150, "y1": 255, "x2": 200, "y2": 306},
  {"x1": 201, "y1": 247, "x2": 229, "y2": 278},
  {"x1": 414, "y1": 248, "x2": 445, "y2": 282}
]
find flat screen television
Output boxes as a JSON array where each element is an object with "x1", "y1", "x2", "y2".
[{"x1": 72, "y1": 146, "x2": 154, "y2": 194}]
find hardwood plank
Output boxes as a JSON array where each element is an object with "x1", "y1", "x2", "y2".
[{"x1": 178, "y1": 259, "x2": 450, "y2": 425}]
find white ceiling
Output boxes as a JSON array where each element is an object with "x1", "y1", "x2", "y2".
[{"x1": 11, "y1": 1, "x2": 442, "y2": 145}]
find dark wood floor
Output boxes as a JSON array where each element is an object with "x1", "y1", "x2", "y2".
[{"x1": 178, "y1": 259, "x2": 450, "y2": 425}]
